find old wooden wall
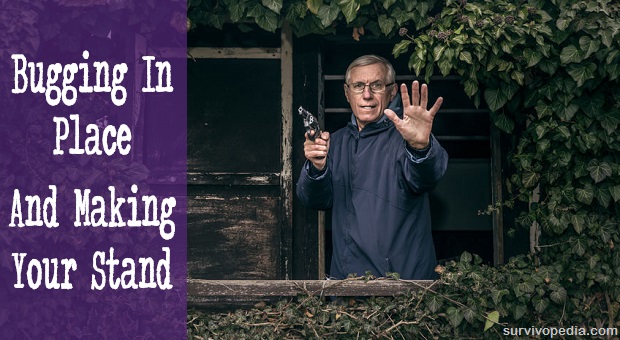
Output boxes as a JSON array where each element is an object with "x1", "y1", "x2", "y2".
[{"x1": 187, "y1": 26, "x2": 293, "y2": 280}]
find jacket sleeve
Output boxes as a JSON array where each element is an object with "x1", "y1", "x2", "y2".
[
  {"x1": 401, "y1": 134, "x2": 448, "y2": 194},
  {"x1": 296, "y1": 160, "x2": 333, "y2": 210}
]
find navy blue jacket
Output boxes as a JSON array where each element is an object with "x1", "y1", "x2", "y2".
[{"x1": 296, "y1": 100, "x2": 448, "y2": 280}]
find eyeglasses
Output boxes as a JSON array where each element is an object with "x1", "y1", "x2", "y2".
[{"x1": 345, "y1": 81, "x2": 394, "y2": 94}]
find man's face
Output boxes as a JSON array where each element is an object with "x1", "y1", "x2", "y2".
[{"x1": 344, "y1": 63, "x2": 397, "y2": 130}]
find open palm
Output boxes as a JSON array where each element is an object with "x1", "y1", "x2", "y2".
[{"x1": 384, "y1": 81, "x2": 443, "y2": 150}]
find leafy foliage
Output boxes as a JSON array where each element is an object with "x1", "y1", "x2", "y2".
[
  {"x1": 189, "y1": 0, "x2": 620, "y2": 336},
  {"x1": 188, "y1": 254, "x2": 615, "y2": 338}
]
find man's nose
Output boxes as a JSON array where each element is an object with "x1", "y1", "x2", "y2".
[{"x1": 362, "y1": 86, "x2": 374, "y2": 99}]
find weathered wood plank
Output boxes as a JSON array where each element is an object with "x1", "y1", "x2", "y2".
[
  {"x1": 188, "y1": 194, "x2": 280, "y2": 280},
  {"x1": 188, "y1": 47, "x2": 281, "y2": 59},
  {"x1": 280, "y1": 21, "x2": 294, "y2": 280},
  {"x1": 187, "y1": 172, "x2": 280, "y2": 186},
  {"x1": 187, "y1": 279, "x2": 439, "y2": 305}
]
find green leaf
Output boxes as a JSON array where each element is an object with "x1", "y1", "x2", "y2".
[
  {"x1": 580, "y1": 92, "x2": 605, "y2": 116},
  {"x1": 560, "y1": 45, "x2": 583, "y2": 64},
  {"x1": 229, "y1": 2, "x2": 247, "y2": 22},
  {"x1": 446, "y1": 307, "x2": 464, "y2": 327},
  {"x1": 556, "y1": 18, "x2": 570, "y2": 31},
  {"x1": 261, "y1": 0, "x2": 282, "y2": 14},
  {"x1": 463, "y1": 307, "x2": 477, "y2": 324},
  {"x1": 377, "y1": 14, "x2": 395, "y2": 35},
  {"x1": 493, "y1": 112, "x2": 515, "y2": 133},
  {"x1": 518, "y1": 280, "x2": 535, "y2": 294},
  {"x1": 571, "y1": 214, "x2": 585, "y2": 234},
  {"x1": 460, "y1": 251, "x2": 473, "y2": 263},
  {"x1": 535, "y1": 101, "x2": 553, "y2": 118},
  {"x1": 535, "y1": 124, "x2": 547, "y2": 139},
  {"x1": 596, "y1": 273, "x2": 611, "y2": 285},
  {"x1": 409, "y1": 55, "x2": 424, "y2": 76},
  {"x1": 538, "y1": 59, "x2": 558, "y2": 75},
  {"x1": 500, "y1": 81, "x2": 519, "y2": 102},
  {"x1": 306, "y1": 0, "x2": 322, "y2": 14},
  {"x1": 523, "y1": 49, "x2": 542, "y2": 67},
  {"x1": 600, "y1": 29, "x2": 614, "y2": 48},
  {"x1": 555, "y1": 125, "x2": 571, "y2": 140},
  {"x1": 433, "y1": 45, "x2": 446, "y2": 62},
  {"x1": 513, "y1": 304, "x2": 527, "y2": 320},
  {"x1": 610, "y1": 185, "x2": 620, "y2": 202},
  {"x1": 317, "y1": 3, "x2": 340, "y2": 28},
  {"x1": 588, "y1": 254, "x2": 600, "y2": 269},
  {"x1": 425, "y1": 295, "x2": 443, "y2": 313},
  {"x1": 578, "y1": 35, "x2": 600, "y2": 59},
  {"x1": 511, "y1": 70, "x2": 524, "y2": 86},
  {"x1": 536, "y1": 138, "x2": 550, "y2": 153},
  {"x1": 566, "y1": 62, "x2": 597, "y2": 87},
  {"x1": 491, "y1": 289, "x2": 509, "y2": 305},
  {"x1": 484, "y1": 88, "x2": 507, "y2": 112},
  {"x1": 521, "y1": 171, "x2": 540, "y2": 188},
  {"x1": 459, "y1": 51, "x2": 473, "y2": 64},
  {"x1": 550, "y1": 287, "x2": 567, "y2": 304},
  {"x1": 579, "y1": 132, "x2": 599, "y2": 150},
  {"x1": 600, "y1": 110, "x2": 620, "y2": 134},
  {"x1": 338, "y1": 0, "x2": 360, "y2": 24},
  {"x1": 601, "y1": 220, "x2": 616, "y2": 243},
  {"x1": 557, "y1": 103, "x2": 579, "y2": 121},
  {"x1": 587, "y1": 160, "x2": 613, "y2": 183},
  {"x1": 575, "y1": 184, "x2": 594, "y2": 205},
  {"x1": 596, "y1": 188, "x2": 612, "y2": 208},
  {"x1": 255, "y1": 9, "x2": 279, "y2": 32},
  {"x1": 207, "y1": 13, "x2": 226, "y2": 29},
  {"x1": 392, "y1": 40, "x2": 411, "y2": 58},
  {"x1": 383, "y1": 0, "x2": 397, "y2": 10},
  {"x1": 463, "y1": 79, "x2": 478, "y2": 97},
  {"x1": 484, "y1": 311, "x2": 499, "y2": 331},
  {"x1": 533, "y1": 297, "x2": 549, "y2": 313},
  {"x1": 607, "y1": 63, "x2": 620, "y2": 80},
  {"x1": 390, "y1": 7, "x2": 409, "y2": 26},
  {"x1": 438, "y1": 55, "x2": 453, "y2": 76},
  {"x1": 572, "y1": 237, "x2": 588, "y2": 256}
]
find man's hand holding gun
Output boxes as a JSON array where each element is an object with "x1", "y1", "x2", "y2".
[{"x1": 299, "y1": 106, "x2": 330, "y2": 171}]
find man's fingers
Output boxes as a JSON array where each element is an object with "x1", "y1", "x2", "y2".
[
  {"x1": 429, "y1": 97, "x2": 443, "y2": 117},
  {"x1": 384, "y1": 109, "x2": 401, "y2": 125},
  {"x1": 400, "y1": 83, "x2": 411, "y2": 107},
  {"x1": 411, "y1": 81, "x2": 420, "y2": 106},
  {"x1": 420, "y1": 83, "x2": 428, "y2": 109},
  {"x1": 304, "y1": 131, "x2": 330, "y2": 162}
]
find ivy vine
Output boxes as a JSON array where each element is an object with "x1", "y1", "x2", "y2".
[{"x1": 189, "y1": 0, "x2": 620, "y2": 336}]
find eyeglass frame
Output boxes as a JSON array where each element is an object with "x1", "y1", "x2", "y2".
[{"x1": 344, "y1": 81, "x2": 395, "y2": 94}]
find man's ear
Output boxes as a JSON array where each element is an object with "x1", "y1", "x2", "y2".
[
  {"x1": 390, "y1": 83, "x2": 398, "y2": 100},
  {"x1": 344, "y1": 84, "x2": 350, "y2": 103}
]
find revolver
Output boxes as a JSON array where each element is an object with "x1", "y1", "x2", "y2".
[{"x1": 298, "y1": 106, "x2": 322, "y2": 141}]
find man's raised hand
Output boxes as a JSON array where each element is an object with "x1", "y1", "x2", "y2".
[{"x1": 384, "y1": 81, "x2": 442, "y2": 150}]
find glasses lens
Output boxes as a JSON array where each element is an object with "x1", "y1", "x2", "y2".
[
  {"x1": 351, "y1": 82, "x2": 365, "y2": 92},
  {"x1": 348, "y1": 82, "x2": 388, "y2": 93},
  {"x1": 370, "y1": 82, "x2": 386, "y2": 92}
]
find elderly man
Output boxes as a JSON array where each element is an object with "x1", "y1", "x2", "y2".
[{"x1": 296, "y1": 55, "x2": 448, "y2": 280}]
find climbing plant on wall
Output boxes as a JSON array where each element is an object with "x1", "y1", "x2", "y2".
[{"x1": 188, "y1": 0, "x2": 620, "y2": 336}]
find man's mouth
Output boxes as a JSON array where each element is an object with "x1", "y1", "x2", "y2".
[{"x1": 360, "y1": 105, "x2": 376, "y2": 110}]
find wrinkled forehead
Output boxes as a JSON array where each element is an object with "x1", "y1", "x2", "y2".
[{"x1": 346, "y1": 62, "x2": 390, "y2": 83}]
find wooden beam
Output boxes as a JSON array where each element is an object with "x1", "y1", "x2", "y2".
[
  {"x1": 187, "y1": 279, "x2": 439, "y2": 305},
  {"x1": 187, "y1": 172, "x2": 280, "y2": 186},
  {"x1": 280, "y1": 21, "x2": 294, "y2": 280},
  {"x1": 187, "y1": 47, "x2": 280, "y2": 59},
  {"x1": 491, "y1": 125, "x2": 504, "y2": 265}
]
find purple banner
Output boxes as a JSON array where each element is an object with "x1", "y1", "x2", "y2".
[{"x1": 0, "y1": 1, "x2": 187, "y2": 338}]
